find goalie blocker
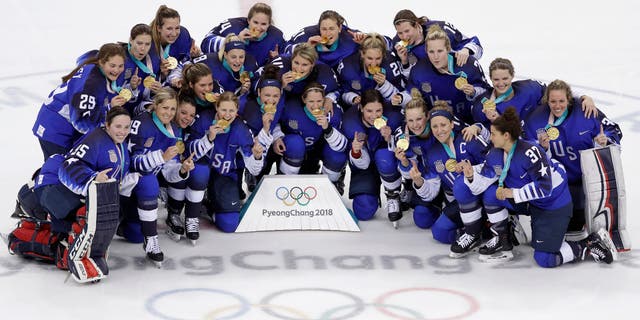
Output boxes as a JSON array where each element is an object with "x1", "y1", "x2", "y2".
[
  {"x1": 580, "y1": 145, "x2": 630, "y2": 252},
  {"x1": 67, "y1": 180, "x2": 120, "y2": 283}
]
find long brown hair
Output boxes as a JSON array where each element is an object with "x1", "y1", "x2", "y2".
[
  {"x1": 62, "y1": 43, "x2": 125, "y2": 83},
  {"x1": 150, "y1": 5, "x2": 180, "y2": 59}
]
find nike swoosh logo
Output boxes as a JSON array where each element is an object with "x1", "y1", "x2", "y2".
[
  {"x1": 536, "y1": 240, "x2": 544, "y2": 243},
  {"x1": 579, "y1": 130, "x2": 590, "y2": 135},
  {"x1": 231, "y1": 201, "x2": 239, "y2": 206},
  {"x1": 520, "y1": 173, "x2": 527, "y2": 179}
]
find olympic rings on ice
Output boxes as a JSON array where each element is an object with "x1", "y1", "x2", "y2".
[
  {"x1": 145, "y1": 286, "x2": 480, "y2": 319},
  {"x1": 275, "y1": 186, "x2": 317, "y2": 206}
]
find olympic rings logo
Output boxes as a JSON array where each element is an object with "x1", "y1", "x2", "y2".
[
  {"x1": 275, "y1": 186, "x2": 317, "y2": 206},
  {"x1": 145, "y1": 287, "x2": 480, "y2": 320}
]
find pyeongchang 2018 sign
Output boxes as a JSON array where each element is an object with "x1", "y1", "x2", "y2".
[{"x1": 237, "y1": 175, "x2": 359, "y2": 232}]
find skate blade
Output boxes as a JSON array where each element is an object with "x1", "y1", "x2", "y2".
[
  {"x1": 449, "y1": 248, "x2": 478, "y2": 259},
  {"x1": 190, "y1": 239, "x2": 197, "y2": 246},
  {"x1": 148, "y1": 259, "x2": 163, "y2": 269},
  {"x1": 392, "y1": 221, "x2": 399, "y2": 229},
  {"x1": 166, "y1": 229, "x2": 182, "y2": 242},
  {"x1": 478, "y1": 250, "x2": 514, "y2": 263},
  {"x1": 597, "y1": 228, "x2": 618, "y2": 261}
]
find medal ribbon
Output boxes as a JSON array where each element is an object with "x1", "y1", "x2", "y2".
[
  {"x1": 152, "y1": 112, "x2": 182, "y2": 140},
  {"x1": 498, "y1": 140, "x2": 518, "y2": 188},
  {"x1": 440, "y1": 132, "x2": 456, "y2": 160},
  {"x1": 162, "y1": 44, "x2": 171, "y2": 59},
  {"x1": 315, "y1": 38, "x2": 339, "y2": 52},
  {"x1": 365, "y1": 66, "x2": 386, "y2": 80},
  {"x1": 128, "y1": 43, "x2": 156, "y2": 77},
  {"x1": 303, "y1": 106, "x2": 324, "y2": 122},
  {"x1": 481, "y1": 86, "x2": 513, "y2": 105},
  {"x1": 245, "y1": 30, "x2": 268, "y2": 44},
  {"x1": 222, "y1": 58, "x2": 249, "y2": 81},
  {"x1": 110, "y1": 80, "x2": 123, "y2": 93},
  {"x1": 447, "y1": 54, "x2": 467, "y2": 78},
  {"x1": 544, "y1": 108, "x2": 569, "y2": 130}
]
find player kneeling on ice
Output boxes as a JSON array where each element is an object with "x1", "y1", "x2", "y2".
[
  {"x1": 454, "y1": 107, "x2": 616, "y2": 265},
  {"x1": 7, "y1": 107, "x2": 132, "y2": 283}
]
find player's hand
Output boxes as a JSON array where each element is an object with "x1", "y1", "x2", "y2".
[
  {"x1": 160, "y1": 58, "x2": 170, "y2": 76},
  {"x1": 351, "y1": 95, "x2": 361, "y2": 106},
  {"x1": 239, "y1": 77, "x2": 251, "y2": 95},
  {"x1": 380, "y1": 126, "x2": 392, "y2": 142},
  {"x1": 281, "y1": 71, "x2": 296, "y2": 88},
  {"x1": 262, "y1": 112, "x2": 275, "y2": 132},
  {"x1": 537, "y1": 129, "x2": 550, "y2": 150},
  {"x1": 457, "y1": 159, "x2": 473, "y2": 176},
  {"x1": 307, "y1": 35, "x2": 323, "y2": 45},
  {"x1": 130, "y1": 68, "x2": 141, "y2": 90},
  {"x1": 207, "y1": 124, "x2": 223, "y2": 142},
  {"x1": 581, "y1": 95, "x2": 599, "y2": 118},
  {"x1": 95, "y1": 168, "x2": 112, "y2": 183},
  {"x1": 171, "y1": 77, "x2": 183, "y2": 89},
  {"x1": 455, "y1": 48, "x2": 470, "y2": 66},
  {"x1": 461, "y1": 125, "x2": 480, "y2": 142},
  {"x1": 238, "y1": 28, "x2": 253, "y2": 41},
  {"x1": 180, "y1": 153, "x2": 195, "y2": 174},
  {"x1": 394, "y1": 43, "x2": 409, "y2": 65},
  {"x1": 461, "y1": 83, "x2": 475, "y2": 96},
  {"x1": 391, "y1": 93, "x2": 402, "y2": 106},
  {"x1": 373, "y1": 72, "x2": 386, "y2": 86},
  {"x1": 111, "y1": 95, "x2": 127, "y2": 107},
  {"x1": 162, "y1": 145, "x2": 179, "y2": 161},
  {"x1": 394, "y1": 147, "x2": 409, "y2": 167},
  {"x1": 315, "y1": 112, "x2": 329, "y2": 129},
  {"x1": 409, "y1": 159, "x2": 423, "y2": 186},
  {"x1": 348, "y1": 30, "x2": 366, "y2": 44},
  {"x1": 190, "y1": 39, "x2": 201, "y2": 58},
  {"x1": 252, "y1": 138, "x2": 264, "y2": 159},
  {"x1": 483, "y1": 107, "x2": 499, "y2": 122},
  {"x1": 273, "y1": 138, "x2": 286, "y2": 155},
  {"x1": 351, "y1": 132, "x2": 364, "y2": 153},
  {"x1": 595, "y1": 124, "x2": 608, "y2": 146},
  {"x1": 323, "y1": 97, "x2": 334, "y2": 115}
]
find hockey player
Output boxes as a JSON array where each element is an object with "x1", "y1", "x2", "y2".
[
  {"x1": 284, "y1": 10, "x2": 365, "y2": 70},
  {"x1": 240, "y1": 65, "x2": 284, "y2": 192},
  {"x1": 391, "y1": 9, "x2": 483, "y2": 78},
  {"x1": 341, "y1": 89, "x2": 403, "y2": 226},
  {"x1": 471, "y1": 58, "x2": 598, "y2": 128},
  {"x1": 459, "y1": 107, "x2": 616, "y2": 265},
  {"x1": 149, "y1": 5, "x2": 199, "y2": 75},
  {"x1": 170, "y1": 62, "x2": 224, "y2": 113},
  {"x1": 267, "y1": 43, "x2": 339, "y2": 113},
  {"x1": 200, "y1": 2, "x2": 285, "y2": 67},
  {"x1": 394, "y1": 24, "x2": 490, "y2": 123},
  {"x1": 187, "y1": 92, "x2": 265, "y2": 232},
  {"x1": 119, "y1": 88, "x2": 195, "y2": 266},
  {"x1": 337, "y1": 33, "x2": 405, "y2": 109},
  {"x1": 30, "y1": 107, "x2": 131, "y2": 282},
  {"x1": 276, "y1": 82, "x2": 348, "y2": 194},
  {"x1": 523, "y1": 80, "x2": 622, "y2": 245},
  {"x1": 32, "y1": 43, "x2": 127, "y2": 160}
]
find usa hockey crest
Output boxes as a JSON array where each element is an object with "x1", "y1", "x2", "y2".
[
  {"x1": 108, "y1": 150, "x2": 117, "y2": 163},
  {"x1": 493, "y1": 165, "x2": 502, "y2": 176},
  {"x1": 144, "y1": 137, "x2": 154, "y2": 148},
  {"x1": 421, "y1": 82, "x2": 432, "y2": 93},
  {"x1": 351, "y1": 80, "x2": 361, "y2": 90},
  {"x1": 288, "y1": 119, "x2": 299, "y2": 130},
  {"x1": 124, "y1": 68, "x2": 133, "y2": 80},
  {"x1": 435, "y1": 160, "x2": 445, "y2": 173}
]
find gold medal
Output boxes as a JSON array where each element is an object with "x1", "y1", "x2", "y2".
[
  {"x1": 250, "y1": 28, "x2": 261, "y2": 38},
  {"x1": 175, "y1": 140, "x2": 185, "y2": 154},
  {"x1": 546, "y1": 127, "x2": 560, "y2": 140},
  {"x1": 143, "y1": 76, "x2": 156, "y2": 88},
  {"x1": 264, "y1": 104, "x2": 277, "y2": 114},
  {"x1": 311, "y1": 108, "x2": 324, "y2": 117},
  {"x1": 396, "y1": 138, "x2": 409, "y2": 151},
  {"x1": 373, "y1": 117, "x2": 387, "y2": 130},
  {"x1": 118, "y1": 88, "x2": 132, "y2": 102},
  {"x1": 217, "y1": 119, "x2": 230, "y2": 130},
  {"x1": 204, "y1": 92, "x2": 217, "y2": 102},
  {"x1": 320, "y1": 36, "x2": 329, "y2": 44},
  {"x1": 445, "y1": 158, "x2": 457, "y2": 172},
  {"x1": 292, "y1": 71, "x2": 303, "y2": 80},
  {"x1": 367, "y1": 65, "x2": 381, "y2": 75},
  {"x1": 397, "y1": 40, "x2": 409, "y2": 48},
  {"x1": 166, "y1": 57, "x2": 178, "y2": 70},
  {"x1": 482, "y1": 99, "x2": 496, "y2": 111},
  {"x1": 454, "y1": 77, "x2": 468, "y2": 90},
  {"x1": 239, "y1": 71, "x2": 251, "y2": 82},
  {"x1": 496, "y1": 186, "x2": 504, "y2": 199}
]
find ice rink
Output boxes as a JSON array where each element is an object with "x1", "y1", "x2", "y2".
[{"x1": 1, "y1": 0, "x2": 639, "y2": 319}]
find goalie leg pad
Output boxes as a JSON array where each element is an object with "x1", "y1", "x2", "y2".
[{"x1": 7, "y1": 218, "x2": 59, "y2": 262}]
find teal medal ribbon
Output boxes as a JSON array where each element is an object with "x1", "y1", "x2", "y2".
[
  {"x1": 447, "y1": 54, "x2": 467, "y2": 78},
  {"x1": 245, "y1": 30, "x2": 268, "y2": 44},
  {"x1": 128, "y1": 43, "x2": 156, "y2": 77},
  {"x1": 162, "y1": 44, "x2": 171, "y2": 59},
  {"x1": 440, "y1": 132, "x2": 456, "y2": 160},
  {"x1": 304, "y1": 106, "x2": 324, "y2": 122},
  {"x1": 481, "y1": 86, "x2": 513, "y2": 106},
  {"x1": 152, "y1": 112, "x2": 182, "y2": 141},
  {"x1": 544, "y1": 108, "x2": 569, "y2": 130},
  {"x1": 195, "y1": 96, "x2": 210, "y2": 107},
  {"x1": 498, "y1": 140, "x2": 518, "y2": 188},
  {"x1": 222, "y1": 59, "x2": 253, "y2": 81},
  {"x1": 316, "y1": 38, "x2": 339, "y2": 52},
  {"x1": 110, "y1": 80, "x2": 123, "y2": 93}
]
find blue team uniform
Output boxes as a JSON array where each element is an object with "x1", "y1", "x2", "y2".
[
  {"x1": 33, "y1": 64, "x2": 122, "y2": 159},
  {"x1": 120, "y1": 44, "x2": 163, "y2": 116},
  {"x1": 201, "y1": 17, "x2": 285, "y2": 66},
  {"x1": 149, "y1": 26, "x2": 195, "y2": 63},
  {"x1": 337, "y1": 52, "x2": 405, "y2": 106},
  {"x1": 34, "y1": 128, "x2": 130, "y2": 233},
  {"x1": 188, "y1": 53, "x2": 258, "y2": 95},
  {"x1": 285, "y1": 25, "x2": 361, "y2": 69},
  {"x1": 472, "y1": 80, "x2": 545, "y2": 127},
  {"x1": 188, "y1": 109, "x2": 264, "y2": 232},
  {"x1": 341, "y1": 105, "x2": 403, "y2": 220},
  {"x1": 402, "y1": 54, "x2": 489, "y2": 122},
  {"x1": 277, "y1": 96, "x2": 348, "y2": 178}
]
